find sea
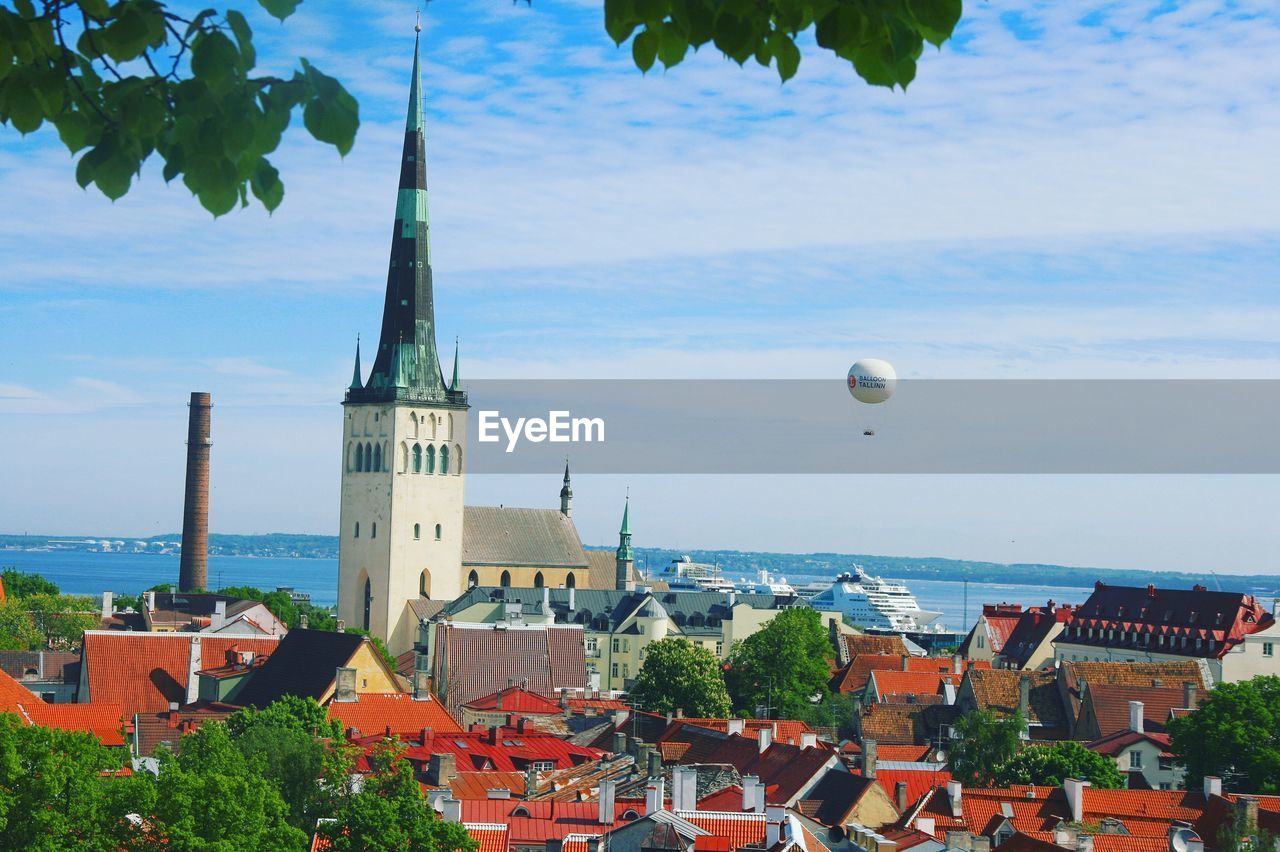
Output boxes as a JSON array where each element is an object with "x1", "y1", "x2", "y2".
[{"x1": 0, "y1": 550, "x2": 1093, "y2": 630}]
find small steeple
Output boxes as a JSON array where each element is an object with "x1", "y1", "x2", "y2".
[
  {"x1": 559, "y1": 461, "x2": 573, "y2": 517},
  {"x1": 451, "y1": 337, "x2": 460, "y2": 391},
  {"x1": 349, "y1": 336, "x2": 363, "y2": 391},
  {"x1": 615, "y1": 497, "x2": 634, "y2": 591}
]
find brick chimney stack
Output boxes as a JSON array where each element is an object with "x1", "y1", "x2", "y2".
[{"x1": 178, "y1": 392, "x2": 212, "y2": 592}]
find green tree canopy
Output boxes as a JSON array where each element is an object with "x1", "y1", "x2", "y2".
[
  {"x1": 0, "y1": 568, "x2": 59, "y2": 598},
  {"x1": 0, "y1": 599, "x2": 44, "y2": 650},
  {"x1": 630, "y1": 637, "x2": 732, "y2": 717},
  {"x1": 994, "y1": 740, "x2": 1125, "y2": 790},
  {"x1": 320, "y1": 740, "x2": 477, "y2": 852},
  {"x1": 947, "y1": 708, "x2": 1026, "y2": 787},
  {"x1": 24, "y1": 592, "x2": 99, "y2": 648},
  {"x1": 725, "y1": 607, "x2": 832, "y2": 719},
  {"x1": 1168, "y1": 675, "x2": 1280, "y2": 795}
]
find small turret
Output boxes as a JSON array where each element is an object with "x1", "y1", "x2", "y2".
[
  {"x1": 349, "y1": 337, "x2": 363, "y2": 391},
  {"x1": 559, "y1": 462, "x2": 573, "y2": 518},
  {"x1": 615, "y1": 498, "x2": 634, "y2": 591}
]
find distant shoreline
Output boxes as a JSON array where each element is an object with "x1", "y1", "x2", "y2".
[{"x1": 4, "y1": 533, "x2": 1276, "y2": 596}]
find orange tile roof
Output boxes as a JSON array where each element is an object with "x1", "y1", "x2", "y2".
[
  {"x1": 869, "y1": 670, "x2": 958, "y2": 700},
  {"x1": 682, "y1": 812, "x2": 767, "y2": 849},
  {"x1": 567, "y1": 697, "x2": 629, "y2": 713},
  {"x1": 465, "y1": 686, "x2": 563, "y2": 714},
  {"x1": 963, "y1": 669, "x2": 1064, "y2": 728},
  {"x1": 1083, "y1": 683, "x2": 1205, "y2": 737},
  {"x1": 1, "y1": 668, "x2": 126, "y2": 746},
  {"x1": 464, "y1": 823, "x2": 511, "y2": 852},
  {"x1": 859, "y1": 704, "x2": 934, "y2": 745},
  {"x1": 870, "y1": 766, "x2": 951, "y2": 811},
  {"x1": 449, "y1": 771, "x2": 527, "y2": 799},
  {"x1": 665, "y1": 718, "x2": 814, "y2": 747},
  {"x1": 328, "y1": 692, "x2": 462, "y2": 735},
  {"x1": 842, "y1": 634, "x2": 909, "y2": 658},
  {"x1": 80, "y1": 631, "x2": 281, "y2": 718}
]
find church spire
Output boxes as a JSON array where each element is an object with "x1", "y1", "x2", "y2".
[
  {"x1": 615, "y1": 496, "x2": 634, "y2": 591},
  {"x1": 559, "y1": 462, "x2": 573, "y2": 517},
  {"x1": 349, "y1": 336, "x2": 363, "y2": 391},
  {"x1": 451, "y1": 337, "x2": 460, "y2": 391},
  {"x1": 351, "y1": 31, "x2": 463, "y2": 407}
]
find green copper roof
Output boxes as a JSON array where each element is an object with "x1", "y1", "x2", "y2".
[
  {"x1": 451, "y1": 337, "x2": 459, "y2": 391},
  {"x1": 349, "y1": 338, "x2": 363, "y2": 391},
  {"x1": 347, "y1": 34, "x2": 465, "y2": 408},
  {"x1": 617, "y1": 499, "x2": 633, "y2": 561}
]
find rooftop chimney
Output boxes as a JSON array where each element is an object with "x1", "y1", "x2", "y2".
[
  {"x1": 613, "y1": 731, "x2": 628, "y2": 754},
  {"x1": 413, "y1": 670, "x2": 431, "y2": 701},
  {"x1": 334, "y1": 667, "x2": 357, "y2": 702},
  {"x1": 952, "y1": 654, "x2": 962, "y2": 675},
  {"x1": 1018, "y1": 675, "x2": 1032, "y2": 718},
  {"x1": 757, "y1": 724, "x2": 773, "y2": 754},
  {"x1": 525, "y1": 762, "x2": 538, "y2": 797},
  {"x1": 178, "y1": 392, "x2": 212, "y2": 592},
  {"x1": 441, "y1": 797, "x2": 462, "y2": 823},
  {"x1": 1063, "y1": 778, "x2": 1089, "y2": 823},
  {"x1": 1203, "y1": 776, "x2": 1222, "y2": 798},
  {"x1": 429, "y1": 753, "x2": 457, "y2": 787},
  {"x1": 895, "y1": 781, "x2": 909, "y2": 813},
  {"x1": 801, "y1": 732, "x2": 817, "y2": 749},
  {"x1": 1129, "y1": 700, "x2": 1145, "y2": 734},
  {"x1": 901, "y1": 655, "x2": 911, "y2": 672},
  {"x1": 144, "y1": 590, "x2": 156, "y2": 613},
  {"x1": 568, "y1": 586, "x2": 576, "y2": 610},
  {"x1": 648, "y1": 750, "x2": 663, "y2": 778},
  {"x1": 1184, "y1": 681, "x2": 1198, "y2": 711},
  {"x1": 727, "y1": 718, "x2": 745, "y2": 736},
  {"x1": 864, "y1": 739, "x2": 878, "y2": 779},
  {"x1": 212, "y1": 599, "x2": 226, "y2": 630},
  {"x1": 742, "y1": 776, "x2": 764, "y2": 813},
  {"x1": 672, "y1": 766, "x2": 697, "y2": 811},
  {"x1": 646, "y1": 778, "x2": 665, "y2": 814},
  {"x1": 915, "y1": 817, "x2": 935, "y2": 836},
  {"x1": 100, "y1": 590, "x2": 114, "y2": 621},
  {"x1": 766, "y1": 806, "x2": 784, "y2": 848},
  {"x1": 946, "y1": 780, "x2": 962, "y2": 817},
  {"x1": 598, "y1": 779, "x2": 617, "y2": 824}
]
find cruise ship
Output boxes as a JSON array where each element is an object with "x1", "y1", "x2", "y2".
[
  {"x1": 654, "y1": 556, "x2": 738, "y2": 593},
  {"x1": 806, "y1": 566, "x2": 941, "y2": 631},
  {"x1": 737, "y1": 569, "x2": 797, "y2": 597}
]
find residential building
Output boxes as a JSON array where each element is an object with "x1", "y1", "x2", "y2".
[
  {"x1": 994, "y1": 602, "x2": 1073, "y2": 671},
  {"x1": 960, "y1": 604, "x2": 1025, "y2": 663},
  {"x1": 1052, "y1": 581, "x2": 1278, "y2": 682},
  {"x1": 0, "y1": 649, "x2": 79, "y2": 703},
  {"x1": 429, "y1": 622, "x2": 589, "y2": 715},
  {"x1": 1, "y1": 667, "x2": 126, "y2": 747},
  {"x1": 1054, "y1": 659, "x2": 1211, "y2": 738},
  {"x1": 953, "y1": 669, "x2": 1068, "y2": 740},
  {"x1": 232, "y1": 629, "x2": 400, "y2": 708},
  {"x1": 119, "y1": 590, "x2": 287, "y2": 635},
  {"x1": 1073, "y1": 682, "x2": 1204, "y2": 741}
]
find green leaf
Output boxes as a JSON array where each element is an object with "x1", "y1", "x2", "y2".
[
  {"x1": 225, "y1": 9, "x2": 257, "y2": 69},
  {"x1": 191, "y1": 31, "x2": 240, "y2": 93},
  {"x1": 909, "y1": 0, "x2": 963, "y2": 47},
  {"x1": 6, "y1": 79, "x2": 43, "y2": 133},
  {"x1": 770, "y1": 32, "x2": 800, "y2": 81},
  {"x1": 634, "y1": 0, "x2": 665, "y2": 23},
  {"x1": 78, "y1": 0, "x2": 111, "y2": 18},
  {"x1": 631, "y1": 27, "x2": 658, "y2": 73},
  {"x1": 250, "y1": 157, "x2": 283, "y2": 212},
  {"x1": 53, "y1": 110, "x2": 91, "y2": 152},
  {"x1": 161, "y1": 152, "x2": 182, "y2": 183},
  {"x1": 75, "y1": 151, "x2": 96, "y2": 189},
  {"x1": 258, "y1": 0, "x2": 302, "y2": 22},
  {"x1": 604, "y1": 0, "x2": 639, "y2": 45},
  {"x1": 302, "y1": 95, "x2": 357, "y2": 156},
  {"x1": 815, "y1": 5, "x2": 863, "y2": 52},
  {"x1": 682, "y1": 0, "x2": 715, "y2": 47},
  {"x1": 657, "y1": 22, "x2": 689, "y2": 69},
  {"x1": 712, "y1": 13, "x2": 753, "y2": 65},
  {"x1": 99, "y1": 7, "x2": 153, "y2": 62}
]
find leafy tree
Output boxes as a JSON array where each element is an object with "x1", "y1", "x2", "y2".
[
  {"x1": 0, "y1": 568, "x2": 59, "y2": 598},
  {"x1": 797, "y1": 690, "x2": 857, "y2": 739},
  {"x1": 140, "y1": 722, "x2": 309, "y2": 849},
  {"x1": 947, "y1": 709, "x2": 1026, "y2": 787},
  {"x1": 0, "y1": 713, "x2": 130, "y2": 849},
  {"x1": 631, "y1": 637, "x2": 731, "y2": 717},
  {"x1": 605, "y1": 0, "x2": 962, "y2": 84},
  {"x1": 321, "y1": 740, "x2": 476, "y2": 852},
  {"x1": 0, "y1": 0, "x2": 358, "y2": 215},
  {"x1": 725, "y1": 607, "x2": 832, "y2": 719},
  {"x1": 994, "y1": 740, "x2": 1124, "y2": 790},
  {"x1": 24, "y1": 592, "x2": 98, "y2": 648},
  {"x1": 1168, "y1": 676, "x2": 1280, "y2": 795},
  {"x1": 0, "y1": 599, "x2": 42, "y2": 650},
  {"x1": 219, "y1": 584, "x2": 299, "y2": 627}
]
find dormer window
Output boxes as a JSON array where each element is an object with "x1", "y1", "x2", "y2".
[{"x1": 1189, "y1": 611, "x2": 1197, "y2": 624}]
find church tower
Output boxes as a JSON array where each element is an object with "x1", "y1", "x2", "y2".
[
  {"x1": 615, "y1": 499, "x2": 635, "y2": 591},
  {"x1": 338, "y1": 31, "x2": 467, "y2": 654}
]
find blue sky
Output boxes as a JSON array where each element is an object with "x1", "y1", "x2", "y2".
[{"x1": 2, "y1": 0, "x2": 1280, "y2": 574}]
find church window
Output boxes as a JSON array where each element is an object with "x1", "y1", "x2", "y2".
[
  {"x1": 500, "y1": 570, "x2": 511, "y2": 587},
  {"x1": 534, "y1": 572, "x2": 544, "y2": 588},
  {"x1": 354, "y1": 522, "x2": 360, "y2": 538},
  {"x1": 411, "y1": 412, "x2": 419, "y2": 438},
  {"x1": 371, "y1": 523, "x2": 377, "y2": 539},
  {"x1": 419, "y1": 570, "x2": 430, "y2": 597},
  {"x1": 427, "y1": 413, "x2": 436, "y2": 438},
  {"x1": 467, "y1": 570, "x2": 479, "y2": 588},
  {"x1": 566, "y1": 573, "x2": 576, "y2": 589},
  {"x1": 365, "y1": 442, "x2": 374, "y2": 471},
  {"x1": 362, "y1": 578, "x2": 372, "y2": 632},
  {"x1": 412, "y1": 444, "x2": 423, "y2": 473},
  {"x1": 447, "y1": 413, "x2": 454, "y2": 439},
  {"x1": 399, "y1": 442, "x2": 408, "y2": 473},
  {"x1": 355, "y1": 444, "x2": 365, "y2": 473},
  {"x1": 435, "y1": 524, "x2": 442, "y2": 540},
  {"x1": 414, "y1": 523, "x2": 421, "y2": 540},
  {"x1": 372, "y1": 444, "x2": 382, "y2": 471},
  {"x1": 440, "y1": 444, "x2": 450, "y2": 474},
  {"x1": 453, "y1": 444, "x2": 462, "y2": 474},
  {"x1": 426, "y1": 445, "x2": 436, "y2": 473}
]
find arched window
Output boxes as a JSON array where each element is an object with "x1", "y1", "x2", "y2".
[
  {"x1": 500, "y1": 570, "x2": 511, "y2": 588},
  {"x1": 534, "y1": 572, "x2": 544, "y2": 588},
  {"x1": 355, "y1": 444, "x2": 365, "y2": 473},
  {"x1": 427, "y1": 413, "x2": 436, "y2": 438},
  {"x1": 467, "y1": 570, "x2": 479, "y2": 589},
  {"x1": 399, "y1": 442, "x2": 409, "y2": 473},
  {"x1": 412, "y1": 444, "x2": 423, "y2": 474},
  {"x1": 566, "y1": 572, "x2": 576, "y2": 589},
  {"x1": 447, "y1": 413, "x2": 454, "y2": 439},
  {"x1": 372, "y1": 443, "x2": 382, "y2": 472},
  {"x1": 371, "y1": 522, "x2": 377, "y2": 539},
  {"x1": 354, "y1": 522, "x2": 360, "y2": 538},
  {"x1": 453, "y1": 443, "x2": 462, "y2": 474},
  {"x1": 411, "y1": 412, "x2": 419, "y2": 439},
  {"x1": 413, "y1": 523, "x2": 421, "y2": 540},
  {"x1": 426, "y1": 444, "x2": 436, "y2": 474},
  {"x1": 419, "y1": 570, "x2": 430, "y2": 597},
  {"x1": 440, "y1": 444, "x2": 450, "y2": 475},
  {"x1": 435, "y1": 523, "x2": 442, "y2": 541},
  {"x1": 365, "y1": 442, "x2": 374, "y2": 471},
  {"x1": 362, "y1": 578, "x2": 372, "y2": 632}
]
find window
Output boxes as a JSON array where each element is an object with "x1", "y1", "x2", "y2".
[
  {"x1": 372, "y1": 443, "x2": 382, "y2": 471},
  {"x1": 419, "y1": 571, "x2": 430, "y2": 597},
  {"x1": 586, "y1": 638, "x2": 598, "y2": 653},
  {"x1": 354, "y1": 522, "x2": 360, "y2": 538},
  {"x1": 611, "y1": 663, "x2": 619, "y2": 678},
  {"x1": 623, "y1": 664, "x2": 629, "y2": 679},
  {"x1": 977, "y1": 634, "x2": 985, "y2": 649},
  {"x1": 1160, "y1": 783, "x2": 1172, "y2": 791},
  {"x1": 467, "y1": 570, "x2": 479, "y2": 588},
  {"x1": 435, "y1": 524, "x2": 442, "y2": 541},
  {"x1": 532, "y1": 761, "x2": 555, "y2": 773},
  {"x1": 440, "y1": 444, "x2": 450, "y2": 474},
  {"x1": 371, "y1": 522, "x2": 377, "y2": 539},
  {"x1": 1265, "y1": 642, "x2": 1275, "y2": 658},
  {"x1": 566, "y1": 572, "x2": 576, "y2": 588},
  {"x1": 534, "y1": 572, "x2": 544, "y2": 588},
  {"x1": 500, "y1": 570, "x2": 511, "y2": 587},
  {"x1": 355, "y1": 443, "x2": 365, "y2": 472},
  {"x1": 426, "y1": 444, "x2": 436, "y2": 473},
  {"x1": 612, "y1": 638, "x2": 620, "y2": 653},
  {"x1": 412, "y1": 444, "x2": 423, "y2": 473},
  {"x1": 1129, "y1": 750, "x2": 1143, "y2": 770},
  {"x1": 362, "y1": 578, "x2": 372, "y2": 632},
  {"x1": 414, "y1": 523, "x2": 421, "y2": 540},
  {"x1": 715, "y1": 641, "x2": 723, "y2": 656},
  {"x1": 1159, "y1": 756, "x2": 1174, "y2": 771}
]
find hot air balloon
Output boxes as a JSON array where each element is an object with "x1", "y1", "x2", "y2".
[{"x1": 847, "y1": 359, "x2": 896, "y2": 435}]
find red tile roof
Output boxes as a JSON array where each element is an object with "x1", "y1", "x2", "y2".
[
  {"x1": 1082, "y1": 683, "x2": 1204, "y2": 737},
  {"x1": 978, "y1": 605, "x2": 1026, "y2": 654},
  {"x1": 841, "y1": 635, "x2": 909, "y2": 659},
  {"x1": 1, "y1": 667, "x2": 126, "y2": 746},
  {"x1": 700, "y1": 734, "x2": 838, "y2": 806},
  {"x1": 842, "y1": 743, "x2": 934, "y2": 762},
  {"x1": 661, "y1": 717, "x2": 814, "y2": 747},
  {"x1": 870, "y1": 766, "x2": 951, "y2": 812},
  {"x1": 1085, "y1": 729, "x2": 1171, "y2": 758},
  {"x1": 79, "y1": 631, "x2": 280, "y2": 718},
  {"x1": 682, "y1": 812, "x2": 767, "y2": 849},
  {"x1": 458, "y1": 799, "x2": 644, "y2": 843},
  {"x1": 962, "y1": 669, "x2": 1065, "y2": 729},
  {"x1": 133, "y1": 703, "x2": 239, "y2": 755},
  {"x1": 448, "y1": 771, "x2": 526, "y2": 799},
  {"x1": 328, "y1": 692, "x2": 462, "y2": 735},
  {"x1": 354, "y1": 723, "x2": 605, "y2": 773},
  {"x1": 464, "y1": 686, "x2": 563, "y2": 714},
  {"x1": 464, "y1": 823, "x2": 511, "y2": 852},
  {"x1": 868, "y1": 671, "x2": 959, "y2": 702},
  {"x1": 567, "y1": 697, "x2": 629, "y2": 713}
]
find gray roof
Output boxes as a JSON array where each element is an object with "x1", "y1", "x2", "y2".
[
  {"x1": 438, "y1": 587, "x2": 803, "y2": 637},
  {"x1": 462, "y1": 506, "x2": 588, "y2": 568}
]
